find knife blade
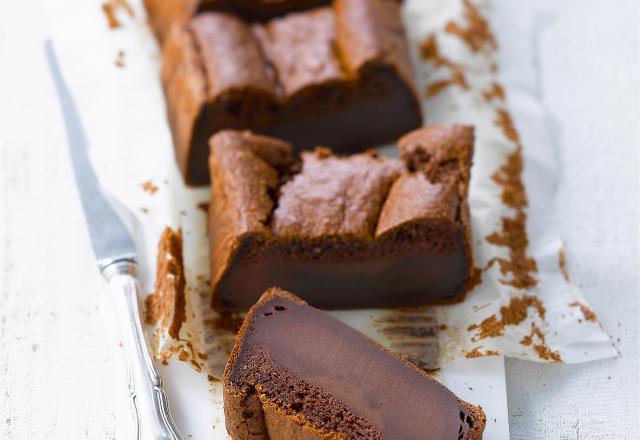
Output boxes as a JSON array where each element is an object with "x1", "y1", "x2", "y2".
[
  {"x1": 45, "y1": 40, "x2": 182, "y2": 440},
  {"x1": 45, "y1": 42, "x2": 135, "y2": 266}
]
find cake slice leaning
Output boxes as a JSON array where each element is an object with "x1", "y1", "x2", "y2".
[{"x1": 223, "y1": 288, "x2": 486, "y2": 440}]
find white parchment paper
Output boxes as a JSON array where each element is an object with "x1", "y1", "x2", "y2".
[{"x1": 45, "y1": 0, "x2": 616, "y2": 437}]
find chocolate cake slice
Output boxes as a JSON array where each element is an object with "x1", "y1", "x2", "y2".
[
  {"x1": 161, "y1": 0, "x2": 421, "y2": 184},
  {"x1": 224, "y1": 288, "x2": 486, "y2": 439},
  {"x1": 209, "y1": 125, "x2": 474, "y2": 310},
  {"x1": 145, "y1": 0, "x2": 332, "y2": 41}
]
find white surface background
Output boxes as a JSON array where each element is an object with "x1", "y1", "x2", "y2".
[{"x1": 0, "y1": 0, "x2": 638, "y2": 439}]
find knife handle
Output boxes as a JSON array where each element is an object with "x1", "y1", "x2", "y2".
[{"x1": 102, "y1": 259, "x2": 183, "y2": 440}]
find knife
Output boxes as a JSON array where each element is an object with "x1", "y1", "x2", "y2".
[{"x1": 45, "y1": 40, "x2": 183, "y2": 440}]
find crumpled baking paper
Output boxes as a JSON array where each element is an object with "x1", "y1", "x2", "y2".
[{"x1": 46, "y1": 0, "x2": 617, "y2": 383}]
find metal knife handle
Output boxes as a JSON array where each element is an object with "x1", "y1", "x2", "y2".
[{"x1": 102, "y1": 259, "x2": 182, "y2": 440}]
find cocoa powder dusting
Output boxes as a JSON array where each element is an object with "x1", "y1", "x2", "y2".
[
  {"x1": 419, "y1": 34, "x2": 469, "y2": 97},
  {"x1": 486, "y1": 109, "x2": 539, "y2": 289},
  {"x1": 445, "y1": 0, "x2": 496, "y2": 53},
  {"x1": 101, "y1": 0, "x2": 133, "y2": 29},
  {"x1": 569, "y1": 302, "x2": 597, "y2": 322}
]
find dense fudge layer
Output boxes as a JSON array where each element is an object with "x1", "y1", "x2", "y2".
[
  {"x1": 209, "y1": 126, "x2": 474, "y2": 310},
  {"x1": 162, "y1": 0, "x2": 421, "y2": 184},
  {"x1": 145, "y1": 0, "x2": 332, "y2": 41},
  {"x1": 224, "y1": 288, "x2": 486, "y2": 440}
]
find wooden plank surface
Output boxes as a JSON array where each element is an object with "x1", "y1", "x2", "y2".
[{"x1": 0, "y1": 0, "x2": 638, "y2": 439}]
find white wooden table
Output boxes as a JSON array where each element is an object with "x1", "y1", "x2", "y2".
[{"x1": 0, "y1": 0, "x2": 638, "y2": 438}]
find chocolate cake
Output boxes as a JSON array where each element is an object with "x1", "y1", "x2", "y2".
[
  {"x1": 161, "y1": 0, "x2": 421, "y2": 185},
  {"x1": 209, "y1": 125, "x2": 474, "y2": 310},
  {"x1": 224, "y1": 288, "x2": 486, "y2": 439},
  {"x1": 145, "y1": 0, "x2": 332, "y2": 41}
]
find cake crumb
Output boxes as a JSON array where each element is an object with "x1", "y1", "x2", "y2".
[
  {"x1": 558, "y1": 247, "x2": 571, "y2": 282},
  {"x1": 569, "y1": 301, "x2": 597, "y2": 322},
  {"x1": 419, "y1": 34, "x2": 469, "y2": 97},
  {"x1": 101, "y1": 0, "x2": 133, "y2": 29},
  {"x1": 197, "y1": 202, "x2": 209, "y2": 214},
  {"x1": 141, "y1": 180, "x2": 158, "y2": 194},
  {"x1": 144, "y1": 293, "x2": 162, "y2": 325},
  {"x1": 143, "y1": 228, "x2": 186, "y2": 340},
  {"x1": 115, "y1": 50, "x2": 126, "y2": 68},
  {"x1": 445, "y1": 0, "x2": 496, "y2": 53}
]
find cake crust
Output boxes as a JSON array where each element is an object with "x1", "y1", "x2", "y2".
[
  {"x1": 144, "y1": 0, "x2": 333, "y2": 42},
  {"x1": 209, "y1": 126, "x2": 475, "y2": 310},
  {"x1": 223, "y1": 288, "x2": 486, "y2": 440}
]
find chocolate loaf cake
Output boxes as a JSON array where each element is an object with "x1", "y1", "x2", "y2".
[
  {"x1": 224, "y1": 288, "x2": 486, "y2": 439},
  {"x1": 209, "y1": 125, "x2": 474, "y2": 310},
  {"x1": 161, "y1": 0, "x2": 421, "y2": 185},
  {"x1": 145, "y1": 0, "x2": 331, "y2": 41}
]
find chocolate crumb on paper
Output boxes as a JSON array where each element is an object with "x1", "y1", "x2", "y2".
[
  {"x1": 101, "y1": 0, "x2": 134, "y2": 29},
  {"x1": 485, "y1": 109, "x2": 539, "y2": 289},
  {"x1": 468, "y1": 295, "x2": 545, "y2": 341},
  {"x1": 445, "y1": 0, "x2": 496, "y2": 53},
  {"x1": 141, "y1": 180, "x2": 158, "y2": 194},
  {"x1": 569, "y1": 301, "x2": 597, "y2": 323},
  {"x1": 465, "y1": 347, "x2": 500, "y2": 359},
  {"x1": 419, "y1": 34, "x2": 469, "y2": 97},
  {"x1": 115, "y1": 50, "x2": 126, "y2": 68},
  {"x1": 197, "y1": 202, "x2": 209, "y2": 214},
  {"x1": 482, "y1": 83, "x2": 505, "y2": 102},
  {"x1": 467, "y1": 295, "x2": 562, "y2": 362},
  {"x1": 533, "y1": 344, "x2": 562, "y2": 363}
]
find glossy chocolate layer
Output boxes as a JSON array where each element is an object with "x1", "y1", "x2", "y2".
[
  {"x1": 161, "y1": 0, "x2": 421, "y2": 185},
  {"x1": 209, "y1": 126, "x2": 475, "y2": 310},
  {"x1": 216, "y1": 231, "x2": 469, "y2": 310},
  {"x1": 223, "y1": 289, "x2": 486, "y2": 439}
]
